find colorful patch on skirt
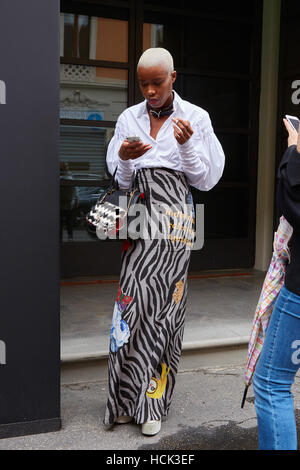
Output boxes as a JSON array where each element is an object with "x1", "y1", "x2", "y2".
[
  {"x1": 173, "y1": 280, "x2": 184, "y2": 304},
  {"x1": 146, "y1": 363, "x2": 170, "y2": 399},
  {"x1": 122, "y1": 240, "x2": 132, "y2": 253},
  {"x1": 110, "y1": 286, "x2": 133, "y2": 353},
  {"x1": 116, "y1": 285, "x2": 133, "y2": 312}
]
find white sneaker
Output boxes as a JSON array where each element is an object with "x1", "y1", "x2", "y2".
[
  {"x1": 142, "y1": 419, "x2": 161, "y2": 436},
  {"x1": 115, "y1": 416, "x2": 133, "y2": 424}
]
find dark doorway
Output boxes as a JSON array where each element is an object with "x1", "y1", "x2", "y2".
[{"x1": 60, "y1": 0, "x2": 263, "y2": 277}]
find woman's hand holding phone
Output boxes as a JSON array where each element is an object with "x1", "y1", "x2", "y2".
[
  {"x1": 283, "y1": 118, "x2": 300, "y2": 153},
  {"x1": 119, "y1": 138, "x2": 152, "y2": 161}
]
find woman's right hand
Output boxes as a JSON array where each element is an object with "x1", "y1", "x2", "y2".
[{"x1": 118, "y1": 140, "x2": 152, "y2": 161}]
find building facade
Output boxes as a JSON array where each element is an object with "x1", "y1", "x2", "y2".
[
  {"x1": 59, "y1": 0, "x2": 298, "y2": 277},
  {"x1": 1, "y1": 0, "x2": 299, "y2": 442}
]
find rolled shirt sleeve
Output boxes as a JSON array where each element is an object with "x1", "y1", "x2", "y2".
[
  {"x1": 177, "y1": 111, "x2": 225, "y2": 191},
  {"x1": 106, "y1": 112, "x2": 135, "y2": 189}
]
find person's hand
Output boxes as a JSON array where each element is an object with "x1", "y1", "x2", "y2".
[
  {"x1": 119, "y1": 139, "x2": 152, "y2": 160},
  {"x1": 172, "y1": 118, "x2": 194, "y2": 145},
  {"x1": 283, "y1": 118, "x2": 299, "y2": 148}
]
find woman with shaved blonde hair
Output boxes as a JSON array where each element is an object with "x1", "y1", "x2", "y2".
[{"x1": 103, "y1": 47, "x2": 225, "y2": 435}]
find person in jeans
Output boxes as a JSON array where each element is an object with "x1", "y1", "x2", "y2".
[{"x1": 253, "y1": 118, "x2": 300, "y2": 450}]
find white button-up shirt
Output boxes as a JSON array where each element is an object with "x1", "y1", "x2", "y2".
[{"x1": 106, "y1": 91, "x2": 225, "y2": 191}]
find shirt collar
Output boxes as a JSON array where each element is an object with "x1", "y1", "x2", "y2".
[
  {"x1": 173, "y1": 90, "x2": 186, "y2": 114},
  {"x1": 136, "y1": 90, "x2": 186, "y2": 118}
]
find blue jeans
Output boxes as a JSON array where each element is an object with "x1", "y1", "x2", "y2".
[{"x1": 253, "y1": 285, "x2": 300, "y2": 450}]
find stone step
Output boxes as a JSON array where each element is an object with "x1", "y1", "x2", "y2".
[{"x1": 61, "y1": 336, "x2": 249, "y2": 385}]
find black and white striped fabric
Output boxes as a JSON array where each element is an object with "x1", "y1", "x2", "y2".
[{"x1": 104, "y1": 167, "x2": 195, "y2": 425}]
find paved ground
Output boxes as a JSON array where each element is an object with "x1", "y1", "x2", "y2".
[
  {"x1": 2, "y1": 270, "x2": 299, "y2": 450},
  {"x1": 0, "y1": 364, "x2": 299, "y2": 450}
]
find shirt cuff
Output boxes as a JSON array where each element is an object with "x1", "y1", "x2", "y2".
[
  {"x1": 116, "y1": 156, "x2": 135, "y2": 189},
  {"x1": 118, "y1": 155, "x2": 134, "y2": 170},
  {"x1": 287, "y1": 146, "x2": 300, "y2": 186},
  {"x1": 176, "y1": 139, "x2": 195, "y2": 157}
]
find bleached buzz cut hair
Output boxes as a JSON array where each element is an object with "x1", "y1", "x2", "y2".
[{"x1": 137, "y1": 48, "x2": 174, "y2": 75}]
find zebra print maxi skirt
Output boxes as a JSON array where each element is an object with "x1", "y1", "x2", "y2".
[{"x1": 104, "y1": 167, "x2": 195, "y2": 425}]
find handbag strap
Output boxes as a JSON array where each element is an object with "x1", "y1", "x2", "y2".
[
  {"x1": 111, "y1": 165, "x2": 138, "y2": 191},
  {"x1": 108, "y1": 166, "x2": 119, "y2": 190}
]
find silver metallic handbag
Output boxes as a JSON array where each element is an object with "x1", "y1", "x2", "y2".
[{"x1": 86, "y1": 166, "x2": 143, "y2": 239}]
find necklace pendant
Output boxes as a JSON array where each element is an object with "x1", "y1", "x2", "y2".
[{"x1": 150, "y1": 109, "x2": 161, "y2": 119}]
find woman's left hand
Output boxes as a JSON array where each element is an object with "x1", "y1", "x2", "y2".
[
  {"x1": 172, "y1": 118, "x2": 193, "y2": 145},
  {"x1": 283, "y1": 118, "x2": 300, "y2": 154},
  {"x1": 283, "y1": 118, "x2": 298, "y2": 147}
]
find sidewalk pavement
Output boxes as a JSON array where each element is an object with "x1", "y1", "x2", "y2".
[
  {"x1": 0, "y1": 269, "x2": 299, "y2": 449},
  {"x1": 0, "y1": 364, "x2": 299, "y2": 450}
]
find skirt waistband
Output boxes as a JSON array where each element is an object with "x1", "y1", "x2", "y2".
[{"x1": 136, "y1": 167, "x2": 188, "y2": 188}]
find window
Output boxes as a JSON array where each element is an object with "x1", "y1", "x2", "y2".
[
  {"x1": 62, "y1": 14, "x2": 91, "y2": 58},
  {"x1": 60, "y1": 8, "x2": 130, "y2": 244}
]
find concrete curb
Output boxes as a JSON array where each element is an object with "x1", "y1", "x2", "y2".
[{"x1": 61, "y1": 336, "x2": 250, "y2": 364}]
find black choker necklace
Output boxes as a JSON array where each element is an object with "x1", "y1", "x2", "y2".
[{"x1": 147, "y1": 95, "x2": 174, "y2": 119}]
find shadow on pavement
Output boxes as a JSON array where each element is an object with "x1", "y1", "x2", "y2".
[{"x1": 139, "y1": 409, "x2": 300, "y2": 451}]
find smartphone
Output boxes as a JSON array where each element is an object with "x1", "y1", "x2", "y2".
[
  {"x1": 126, "y1": 136, "x2": 141, "y2": 143},
  {"x1": 285, "y1": 115, "x2": 300, "y2": 132}
]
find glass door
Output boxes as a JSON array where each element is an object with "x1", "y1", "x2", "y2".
[
  {"x1": 60, "y1": 1, "x2": 134, "y2": 276},
  {"x1": 141, "y1": 1, "x2": 263, "y2": 270}
]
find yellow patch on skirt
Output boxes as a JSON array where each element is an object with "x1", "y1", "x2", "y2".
[{"x1": 146, "y1": 363, "x2": 170, "y2": 399}]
